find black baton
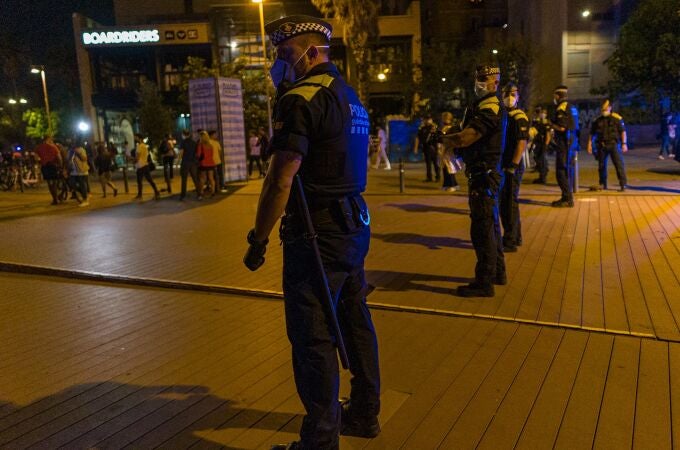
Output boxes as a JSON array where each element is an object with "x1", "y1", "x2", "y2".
[{"x1": 293, "y1": 174, "x2": 350, "y2": 370}]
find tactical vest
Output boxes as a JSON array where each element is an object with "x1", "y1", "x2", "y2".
[
  {"x1": 503, "y1": 108, "x2": 529, "y2": 167},
  {"x1": 280, "y1": 72, "x2": 369, "y2": 197},
  {"x1": 593, "y1": 114, "x2": 623, "y2": 146},
  {"x1": 461, "y1": 93, "x2": 506, "y2": 170}
]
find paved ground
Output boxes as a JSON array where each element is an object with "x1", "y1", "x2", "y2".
[{"x1": 0, "y1": 145, "x2": 679, "y2": 448}]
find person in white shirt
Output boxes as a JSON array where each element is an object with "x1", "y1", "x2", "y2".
[
  {"x1": 371, "y1": 125, "x2": 391, "y2": 170},
  {"x1": 248, "y1": 129, "x2": 264, "y2": 177}
]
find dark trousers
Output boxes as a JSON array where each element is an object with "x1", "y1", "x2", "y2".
[
  {"x1": 162, "y1": 156, "x2": 174, "y2": 191},
  {"x1": 69, "y1": 175, "x2": 88, "y2": 201},
  {"x1": 597, "y1": 145, "x2": 627, "y2": 188},
  {"x1": 281, "y1": 218, "x2": 380, "y2": 450},
  {"x1": 180, "y1": 162, "x2": 200, "y2": 197},
  {"x1": 554, "y1": 140, "x2": 572, "y2": 201},
  {"x1": 215, "y1": 163, "x2": 225, "y2": 189},
  {"x1": 136, "y1": 166, "x2": 159, "y2": 196},
  {"x1": 248, "y1": 155, "x2": 263, "y2": 176},
  {"x1": 468, "y1": 172, "x2": 506, "y2": 286},
  {"x1": 534, "y1": 142, "x2": 548, "y2": 180},
  {"x1": 424, "y1": 148, "x2": 440, "y2": 181},
  {"x1": 442, "y1": 170, "x2": 459, "y2": 188},
  {"x1": 500, "y1": 166, "x2": 524, "y2": 247}
]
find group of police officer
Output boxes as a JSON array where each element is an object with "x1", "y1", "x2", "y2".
[{"x1": 241, "y1": 13, "x2": 630, "y2": 450}]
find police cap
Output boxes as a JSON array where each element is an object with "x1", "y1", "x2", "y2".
[
  {"x1": 265, "y1": 15, "x2": 333, "y2": 47},
  {"x1": 554, "y1": 85, "x2": 569, "y2": 94},
  {"x1": 475, "y1": 64, "x2": 501, "y2": 77}
]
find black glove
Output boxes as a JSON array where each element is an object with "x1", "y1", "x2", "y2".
[
  {"x1": 243, "y1": 229, "x2": 268, "y2": 271},
  {"x1": 504, "y1": 162, "x2": 519, "y2": 175}
]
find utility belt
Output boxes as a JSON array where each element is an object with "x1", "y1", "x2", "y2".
[
  {"x1": 466, "y1": 165, "x2": 498, "y2": 199},
  {"x1": 284, "y1": 194, "x2": 370, "y2": 236},
  {"x1": 596, "y1": 140, "x2": 618, "y2": 149}
]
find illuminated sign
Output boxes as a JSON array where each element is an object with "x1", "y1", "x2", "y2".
[
  {"x1": 83, "y1": 29, "x2": 160, "y2": 45},
  {"x1": 81, "y1": 23, "x2": 210, "y2": 47}
]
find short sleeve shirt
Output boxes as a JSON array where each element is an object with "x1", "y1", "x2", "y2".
[
  {"x1": 34, "y1": 142, "x2": 60, "y2": 167},
  {"x1": 461, "y1": 93, "x2": 505, "y2": 168},
  {"x1": 503, "y1": 108, "x2": 529, "y2": 166}
]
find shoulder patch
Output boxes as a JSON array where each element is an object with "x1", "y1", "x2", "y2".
[
  {"x1": 557, "y1": 102, "x2": 567, "y2": 112},
  {"x1": 612, "y1": 112, "x2": 623, "y2": 121},
  {"x1": 281, "y1": 73, "x2": 335, "y2": 102},
  {"x1": 281, "y1": 84, "x2": 323, "y2": 102},
  {"x1": 479, "y1": 97, "x2": 500, "y2": 115}
]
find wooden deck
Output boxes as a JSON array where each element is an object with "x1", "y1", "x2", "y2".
[{"x1": 0, "y1": 272, "x2": 678, "y2": 449}]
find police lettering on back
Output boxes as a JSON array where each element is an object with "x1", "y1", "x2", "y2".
[{"x1": 350, "y1": 103, "x2": 370, "y2": 135}]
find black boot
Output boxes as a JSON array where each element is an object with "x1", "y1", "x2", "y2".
[
  {"x1": 340, "y1": 399, "x2": 380, "y2": 438},
  {"x1": 456, "y1": 282, "x2": 495, "y2": 297}
]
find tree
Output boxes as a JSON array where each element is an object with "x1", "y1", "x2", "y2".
[
  {"x1": 22, "y1": 108, "x2": 60, "y2": 138},
  {"x1": 604, "y1": 0, "x2": 680, "y2": 110},
  {"x1": 136, "y1": 79, "x2": 174, "y2": 147},
  {"x1": 311, "y1": 0, "x2": 380, "y2": 104}
]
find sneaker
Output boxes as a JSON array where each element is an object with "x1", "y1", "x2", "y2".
[
  {"x1": 154, "y1": 192, "x2": 161, "y2": 200},
  {"x1": 384, "y1": 166, "x2": 392, "y2": 170},
  {"x1": 133, "y1": 195, "x2": 142, "y2": 200},
  {"x1": 78, "y1": 201, "x2": 90, "y2": 207},
  {"x1": 503, "y1": 245, "x2": 518, "y2": 253},
  {"x1": 618, "y1": 185, "x2": 626, "y2": 192},
  {"x1": 532, "y1": 178, "x2": 547, "y2": 184},
  {"x1": 659, "y1": 155, "x2": 665, "y2": 160},
  {"x1": 446, "y1": 186, "x2": 460, "y2": 192},
  {"x1": 113, "y1": 189, "x2": 118, "y2": 197},
  {"x1": 341, "y1": 400, "x2": 380, "y2": 438},
  {"x1": 456, "y1": 282, "x2": 495, "y2": 297},
  {"x1": 371, "y1": 165, "x2": 379, "y2": 170},
  {"x1": 669, "y1": 154, "x2": 675, "y2": 158},
  {"x1": 220, "y1": 188, "x2": 228, "y2": 193},
  {"x1": 551, "y1": 199, "x2": 574, "y2": 208},
  {"x1": 589, "y1": 184, "x2": 604, "y2": 191}
]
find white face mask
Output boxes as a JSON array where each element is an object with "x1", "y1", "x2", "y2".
[
  {"x1": 503, "y1": 94, "x2": 518, "y2": 108},
  {"x1": 269, "y1": 45, "x2": 329, "y2": 89},
  {"x1": 474, "y1": 81, "x2": 491, "y2": 98}
]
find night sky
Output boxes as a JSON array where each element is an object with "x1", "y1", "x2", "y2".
[{"x1": 0, "y1": 0, "x2": 114, "y2": 112}]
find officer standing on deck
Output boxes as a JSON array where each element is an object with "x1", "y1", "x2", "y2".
[
  {"x1": 243, "y1": 15, "x2": 381, "y2": 450},
  {"x1": 531, "y1": 106, "x2": 551, "y2": 184},
  {"x1": 587, "y1": 99, "x2": 628, "y2": 191},
  {"x1": 500, "y1": 83, "x2": 530, "y2": 253},
  {"x1": 550, "y1": 85, "x2": 576, "y2": 207},
  {"x1": 442, "y1": 64, "x2": 507, "y2": 298}
]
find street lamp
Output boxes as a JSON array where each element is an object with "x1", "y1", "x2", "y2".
[
  {"x1": 252, "y1": 0, "x2": 273, "y2": 138},
  {"x1": 77, "y1": 121, "x2": 90, "y2": 133},
  {"x1": 30, "y1": 65, "x2": 52, "y2": 134},
  {"x1": 581, "y1": 9, "x2": 591, "y2": 18}
]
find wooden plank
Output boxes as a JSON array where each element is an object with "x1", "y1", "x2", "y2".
[
  {"x1": 591, "y1": 336, "x2": 640, "y2": 450},
  {"x1": 558, "y1": 198, "x2": 590, "y2": 327},
  {"x1": 581, "y1": 198, "x2": 605, "y2": 330},
  {"x1": 536, "y1": 204, "x2": 580, "y2": 324},
  {"x1": 514, "y1": 330, "x2": 589, "y2": 449},
  {"x1": 599, "y1": 198, "x2": 631, "y2": 334},
  {"x1": 364, "y1": 320, "x2": 497, "y2": 450},
  {"x1": 609, "y1": 197, "x2": 655, "y2": 337},
  {"x1": 553, "y1": 333, "x2": 614, "y2": 450},
  {"x1": 399, "y1": 322, "x2": 519, "y2": 449},
  {"x1": 669, "y1": 343, "x2": 680, "y2": 450},
  {"x1": 472, "y1": 327, "x2": 565, "y2": 449},
  {"x1": 633, "y1": 339, "x2": 671, "y2": 450}
]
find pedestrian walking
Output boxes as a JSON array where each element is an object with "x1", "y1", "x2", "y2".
[
  {"x1": 247, "y1": 129, "x2": 264, "y2": 178},
  {"x1": 159, "y1": 134, "x2": 175, "y2": 193},
  {"x1": 95, "y1": 143, "x2": 118, "y2": 198},
  {"x1": 550, "y1": 85, "x2": 577, "y2": 207},
  {"x1": 530, "y1": 106, "x2": 551, "y2": 184},
  {"x1": 413, "y1": 114, "x2": 439, "y2": 182},
  {"x1": 133, "y1": 134, "x2": 160, "y2": 200},
  {"x1": 499, "y1": 83, "x2": 529, "y2": 252},
  {"x1": 244, "y1": 15, "x2": 381, "y2": 450},
  {"x1": 33, "y1": 135, "x2": 63, "y2": 205},
  {"x1": 441, "y1": 64, "x2": 507, "y2": 297},
  {"x1": 587, "y1": 99, "x2": 628, "y2": 191},
  {"x1": 438, "y1": 112, "x2": 460, "y2": 192},
  {"x1": 196, "y1": 131, "x2": 216, "y2": 196},
  {"x1": 371, "y1": 124, "x2": 391, "y2": 170},
  {"x1": 178, "y1": 129, "x2": 201, "y2": 200},
  {"x1": 67, "y1": 141, "x2": 90, "y2": 207}
]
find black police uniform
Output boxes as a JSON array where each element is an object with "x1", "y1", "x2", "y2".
[
  {"x1": 272, "y1": 62, "x2": 380, "y2": 450},
  {"x1": 417, "y1": 121, "x2": 440, "y2": 181},
  {"x1": 531, "y1": 116, "x2": 550, "y2": 182},
  {"x1": 439, "y1": 121, "x2": 461, "y2": 189},
  {"x1": 590, "y1": 113, "x2": 627, "y2": 189},
  {"x1": 552, "y1": 100, "x2": 575, "y2": 204},
  {"x1": 460, "y1": 92, "x2": 507, "y2": 289},
  {"x1": 500, "y1": 107, "x2": 529, "y2": 250}
]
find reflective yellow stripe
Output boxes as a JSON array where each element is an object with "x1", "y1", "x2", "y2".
[
  {"x1": 509, "y1": 109, "x2": 528, "y2": 121},
  {"x1": 479, "y1": 97, "x2": 500, "y2": 114},
  {"x1": 281, "y1": 74, "x2": 335, "y2": 102},
  {"x1": 612, "y1": 112, "x2": 623, "y2": 121},
  {"x1": 557, "y1": 102, "x2": 567, "y2": 111}
]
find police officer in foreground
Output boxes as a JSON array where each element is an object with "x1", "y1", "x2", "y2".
[
  {"x1": 550, "y1": 85, "x2": 576, "y2": 207},
  {"x1": 442, "y1": 65, "x2": 507, "y2": 297},
  {"x1": 530, "y1": 106, "x2": 551, "y2": 184},
  {"x1": 243, "y1": 15, "x2": 380, "y2": 450},
  {"x1": 500, "y1": 83, "x2": 529, "y2": 252},
  {"x1": 587, "y1": 99, "x2": 628, "y2": 191}
]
